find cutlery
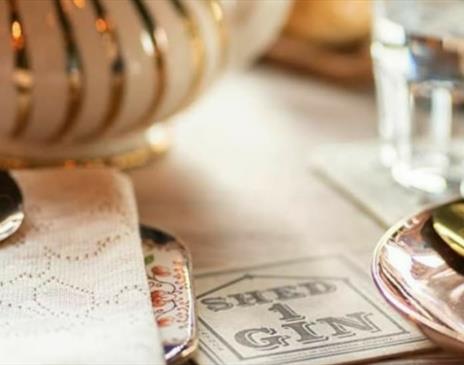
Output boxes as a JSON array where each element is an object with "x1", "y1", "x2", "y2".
[
  {"x1": 0, "y1": 171, "x2": 24, "y2": 242},
  {"x1": 140, "y1": 224, "x2": 197, "y2": 364}
]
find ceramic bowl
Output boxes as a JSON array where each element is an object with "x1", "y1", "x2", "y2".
[{"x1": 0, "y1": 0, "x2": 291, "y2": 168}]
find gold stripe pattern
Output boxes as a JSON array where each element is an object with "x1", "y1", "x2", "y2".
[
  {"x1": 7, "y1": 0, "x2": 33, "y2": 138},
  {"x1": 204, "y1": 0, "x2": 228, "y2": 71},
  {"x1": 82, "y1": 0, "x2": 125, "y2": 139},
  {"x1": 0, "y1": 0, "x2": 219, "y2": 168},
  {"x1": 51, "y1": 0, "x2": 85, "y2": 141},
  {"x1": 170, "y1": 0, "x2": 205, "y2": 109},
  {"x1": 130, "y1": 0, "x2": 167, "y2": 131}
]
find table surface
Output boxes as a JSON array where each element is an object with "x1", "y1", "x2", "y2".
[
  {"x1": 132, "y1": 65, "x2": 382, "y2": 266},
  {"x1": 130, "y1": 65, "x2": 451, "y2": 363}
]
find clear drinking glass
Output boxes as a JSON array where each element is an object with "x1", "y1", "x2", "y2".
[{"x1": 372, "y1": 0, "x2": 464, "y2": 194}]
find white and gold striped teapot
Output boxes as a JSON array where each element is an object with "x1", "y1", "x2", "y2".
[{"x1": 0, "y1": 0, "x2": 290, "y2": 168}]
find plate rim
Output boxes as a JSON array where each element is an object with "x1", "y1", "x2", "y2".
[{"x1": 371, "y1": 198, "x2": 464, "y2": 346}]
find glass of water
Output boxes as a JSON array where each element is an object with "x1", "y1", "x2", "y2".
[{"x1": 372, "y1": 0, "x2": 464, "y2": 194}]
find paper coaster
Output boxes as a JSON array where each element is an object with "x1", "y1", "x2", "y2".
[
  {"x1": 194, "y1": 254, "x2": 432, "y2": 365},
  {"x1": 310, "y1": 141, "x2": 457, "y2": 228}
]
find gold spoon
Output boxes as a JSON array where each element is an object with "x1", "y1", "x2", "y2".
[
  {"x1": 432, "y1": 200, "x2": 464, "y2": 257},
  {"x1": 0, "y1": 171, "x2": 24, "y2": 241}
]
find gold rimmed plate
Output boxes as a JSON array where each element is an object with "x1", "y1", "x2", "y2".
[
  {"x1": 372, "y1": 201, "x2": 464, "y2": 353},
  {"x1": 141, "y1": 225, "x2": 197, "y2": 364}
]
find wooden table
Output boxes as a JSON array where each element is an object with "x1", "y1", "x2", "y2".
[
  {"x1": 132, "y1": 65, "x2": 382, "y2": 266},
  {"x1": 130, "y1": 65, "x2": 455, "y2": 363}
]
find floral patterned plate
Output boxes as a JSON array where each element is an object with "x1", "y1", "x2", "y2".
[{"x1": 141, "y1": 225, "x2": 197, "y2": 364}]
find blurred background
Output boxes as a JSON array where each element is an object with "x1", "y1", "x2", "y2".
[{"x1": 266, "y1": 0, "x2": 372, "y2": 85}]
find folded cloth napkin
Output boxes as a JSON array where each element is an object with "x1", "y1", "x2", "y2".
[{"x1": 0, "y1": 168, "x2": 164, "y2": 365}]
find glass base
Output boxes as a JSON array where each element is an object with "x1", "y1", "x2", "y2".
[
  {"x1": 379, "y1": 143, "x2": 397, "y2": 167},
  {"x1": 0, "y1": 124, "x2": 172, "y2": 170},
  {"x1": 391, "y1": 162, "x2": 463, "y2": 195}
]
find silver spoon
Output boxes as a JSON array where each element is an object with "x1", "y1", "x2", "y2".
[{"x1": 0, "y1": 171, "x2": 24, "y2": 241}]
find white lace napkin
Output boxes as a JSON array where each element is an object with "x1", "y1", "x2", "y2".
[{"x1": 0, "y1": 169, "x2": 164, "y2": 365}]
